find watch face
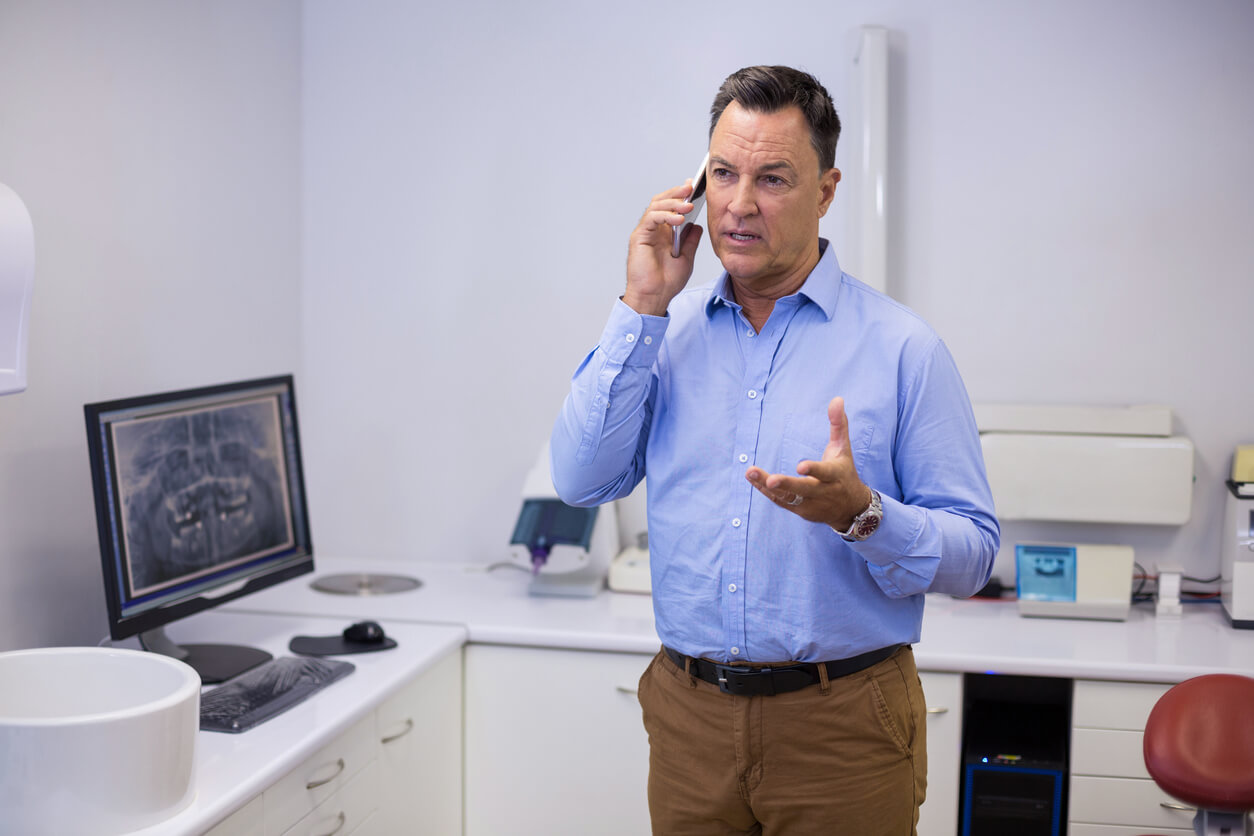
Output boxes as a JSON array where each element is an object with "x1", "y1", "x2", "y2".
[
  {"x1": 855, "y1": 515, "x2": 880, "y2": 539},
  {"x1": 853, "y1": 490, "x2": 883, "y2": 540}
]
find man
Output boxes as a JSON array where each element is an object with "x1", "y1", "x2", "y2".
[{"x1": 550, "y1": 65, "x2": 998, "y2": 835}]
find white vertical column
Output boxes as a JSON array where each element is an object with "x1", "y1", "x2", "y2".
[
  {"x1": 854, "y1": 25, "x2": 888, "y2": 294},
  {"x1": 0, "y1": 182, "x2": 35, "y2": 396}
]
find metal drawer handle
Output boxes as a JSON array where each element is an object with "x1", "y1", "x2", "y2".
[
  {"x1": 381, "y1": 718, "x2": 415, "y2": 744},
  {"x1": 305, "y1": 758, "x2": 345, "y2": 790},
  {"x1": 314, "y1": 811, "x2": 346, "y2": 836},
  {"x1": 926, "y1": 706, "x2": 949, "y2": 715},
  {"x1": 1160, "y1": 801, "x2": 1196, "y2": 812},
  {"x1": 616, "y1": 685, "x2": 638, "y2": 695}
]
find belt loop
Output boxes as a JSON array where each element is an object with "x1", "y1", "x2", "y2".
[
  {"x1": 817, "y1": 661, "x2": 831, "y2": 696},
  {"x1": 683, "y1": 655, "x2": 697, "y2": 689}
]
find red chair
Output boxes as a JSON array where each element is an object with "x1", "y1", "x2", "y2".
[{"x1": 1142, "y1": 673, "x2": 1254, "y2": 836}]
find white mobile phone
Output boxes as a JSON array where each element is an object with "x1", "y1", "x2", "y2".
[{"x1": 672, "y1": 152, "x2": 710, "y2": 257}]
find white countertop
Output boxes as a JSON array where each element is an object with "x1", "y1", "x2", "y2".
[
  {"x1": 229, "y1": 557, "x2": 1254, "y2": 685},
  {"x1": 914, "y1": 592, "x2": 1254, "y2": 683},
  {"x1": 226, "y1": 558, "x2": 659, "y2": 654},
  {"x1": 126, "y1": 610, "x2": 465, "y2": 836},
  {"x1": 124, "y1": 557, "x2": 1254, "y2": 834}
]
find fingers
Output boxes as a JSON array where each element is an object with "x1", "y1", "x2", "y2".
[
  {"x1": 674, "y1": 221, "x2": 703, "y2": 258},
  {"x1": 745, "y1": 467, "x2": 812, "y2": 506},
  {"x1": 639, "y1": 183, "x2": 698, "y2": 232},
  {"x1": 827, "y1": 396, "x2": 850, "y2": 453}
]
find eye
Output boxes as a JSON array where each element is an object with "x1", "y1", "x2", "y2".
[
  {"x1": 762, "y1": 174, "x2": 787, "y2": 187},
  {"x1": 711, "y1": 167, "x2": 734, "y2": 181}
]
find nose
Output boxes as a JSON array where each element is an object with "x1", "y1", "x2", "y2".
[{"x1": 727, "y1": 179, "x2": 758, "y2": 219}]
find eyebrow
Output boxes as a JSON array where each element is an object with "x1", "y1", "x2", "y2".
[{"x1": 710, "y1": 155, "x2": 797, "y2": 176}]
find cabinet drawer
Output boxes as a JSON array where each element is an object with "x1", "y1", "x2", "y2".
[
  {"x1": 266, "y1": 713, "x2": 377, "y2": 835},
  {"x1": 282, "y1": 759, "x2": 379, "y2": 836},
  {"x1": 1072, "y1": 680, "x2": 1172, "y2": 730},
  {"x1": 348, "y1": 810, "x2": 383, "y2": 836},
  {"x1": 917, "y1": 672, "x2": 961, "y2": 836},
  {"x1": 204, "y1": 794, "x2": 264, "y2": 836},
  {"x1": 1070, "y1": 775, "x2": 1195, "y2": 830},
  {"x1": 1069, "y1": 823, "x2": 1193, "y2": 836},
  {"x1": 1071, "y1": 728, "x2": 1148, "y2": 779}
]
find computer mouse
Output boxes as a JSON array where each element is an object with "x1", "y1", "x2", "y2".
[{"x1": 343, "y1": 620, "x2": 386, "y2": 643}]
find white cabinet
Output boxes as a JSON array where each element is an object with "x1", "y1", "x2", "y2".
[
  {"x1": 917, "y1": 671, "x2": 962, "y2": 836},
  {"x1": 464, "y1": 645, "x2": 966, "y2": 836},
  {"x1": 203, "y1": 649, "x2": 464, "y2": 836},
  {"x1": 1069, "y1": 679, "x2": 1194, "y2": 834},
  {"x1": 463, "y1": 644, "x2": 652, "y2": 836},
  {"x1": 375, "y1": 650, "x2": 463, "y2": 835}
]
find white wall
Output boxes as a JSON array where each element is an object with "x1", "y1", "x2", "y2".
[
  {"x1": 0, "y1": 1, "x2": 303, "y2": 650},
  {"x1": 0, "y1": 0, "x2": 1250, "y2": 652},
  {"x1": 302, "y1": 0, "x2": 1254, "y2": 587}
]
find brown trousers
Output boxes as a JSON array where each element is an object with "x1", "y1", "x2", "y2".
[{"x1": 637, "y1": 645, "x2": 927, "y2": 836}]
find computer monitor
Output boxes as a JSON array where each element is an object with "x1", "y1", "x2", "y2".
[{"x1": 84, "y1": 375, "x2": 313, "y2": 683}]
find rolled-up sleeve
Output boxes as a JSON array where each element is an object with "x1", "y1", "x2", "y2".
[{"x1": 853, "y1": 338, "x2": 1000, "y2": 598}]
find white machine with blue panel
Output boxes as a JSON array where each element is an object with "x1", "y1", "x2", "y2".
[
  {"x1": 1016, "y1": 543, "x2": 1135, "y2": 621},
  {"x1": 508, "y1": 444, "x2": 619, "y2": 597}
]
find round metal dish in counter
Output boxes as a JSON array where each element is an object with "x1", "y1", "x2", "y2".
[{"x1": 310, "y1": 573, "x2": 423, "y2": 595}]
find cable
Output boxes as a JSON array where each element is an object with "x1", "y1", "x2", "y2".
[
  {"x1": 1133, "y1": 563, "x2": 1149, "y2": 601},
  {"x1": 1130, "y1": 565, "x2": 1222, "y2": 604}
]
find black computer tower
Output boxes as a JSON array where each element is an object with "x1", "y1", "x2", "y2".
[{"x1": 959, "y1": 673, "x2": 1071, "y2": 836}]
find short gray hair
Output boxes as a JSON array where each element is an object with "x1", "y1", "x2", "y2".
[{"x1": 709, "y1": 65, "x2": 841, "y2": 170}]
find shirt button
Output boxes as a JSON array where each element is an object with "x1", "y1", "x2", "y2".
[
  {"x1": 747, "y1": 329, "x2": 755, "y2": 337},
  {"x1": 643, "y1": 335, "x2": 652, "y2": 345},
  {"x1": 738, "y1": 453, "x2": 748, "y2": 463},
  {"x1": 730, "y1": 647, "x2": 740, "y2": 656},
  {"x1": 731, "y1": 518, "x2": 742, "y2": 528},
  {"x1": 625, "y1": 333, "x2": 635, "y2": 343},
  {"x1": 728, "y1": 583, "x2": 737, "y2": 592},
  {"x1": 747, "y1": 390, "x2": 758, "y2": 399}
]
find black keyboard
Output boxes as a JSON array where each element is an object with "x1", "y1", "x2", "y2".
[{"x1": 200, "y1": 656, "x2": 355, "y2": 733}]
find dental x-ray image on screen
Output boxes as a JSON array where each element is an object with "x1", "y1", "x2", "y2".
[
  {"x1": 86, "y1": 375, "x2": 314, "y2": 682},
  {"x1": 112, "y1": 396, "x2": 295, "y2": 597}
]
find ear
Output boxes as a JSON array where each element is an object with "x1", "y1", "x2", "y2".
[{"x1": 816, "y1": 167, "x2": 841, "y2": 218}]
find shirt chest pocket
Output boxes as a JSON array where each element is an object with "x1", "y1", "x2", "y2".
[{"x1": 777, "y1": 414, "x2": 877, "y2": 478}]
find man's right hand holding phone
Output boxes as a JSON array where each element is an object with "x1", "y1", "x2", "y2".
[{"x1": 623, "y1": 166, "x2": 706, "y2": 318}]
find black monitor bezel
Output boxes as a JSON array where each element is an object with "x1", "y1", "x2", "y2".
[{"x1": 84, "y1": 374, "x2": 314, "y2": 641}]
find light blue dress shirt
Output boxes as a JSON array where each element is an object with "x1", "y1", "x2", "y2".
[{"x1": 551, "y1": 241, "x2": 999, "y2": 663}]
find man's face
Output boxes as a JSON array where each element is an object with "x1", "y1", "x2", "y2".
[{"x1": 706, "y1": 101, "x2": 840, "y2": 295}]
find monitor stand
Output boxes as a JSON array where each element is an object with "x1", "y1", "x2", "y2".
[{"x1": 139, "y1": 626, "x2": 272, "y2": 684}]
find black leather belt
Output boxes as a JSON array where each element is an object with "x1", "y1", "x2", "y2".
[{"x1": 663, "y1": 644, "x2": 902, "y2": 697}]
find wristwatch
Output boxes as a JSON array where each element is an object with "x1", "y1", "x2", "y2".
[{"x1": 833, "y1": 488, "x2": 883, "y2": 542}]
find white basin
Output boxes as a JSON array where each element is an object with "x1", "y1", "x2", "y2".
[{"x1": 0, "y1": 646, "x2": 200, "y2": 835}]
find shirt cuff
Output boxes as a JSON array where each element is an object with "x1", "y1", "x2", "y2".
[
  {"x1": 845, "y1": 492, "x2": 924, "y2": 567},
  {"x1": 602, "y1": 298, "x2": 667, "y2": 366}
]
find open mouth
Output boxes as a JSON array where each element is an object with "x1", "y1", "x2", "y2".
[{"x1": 727, "y1": 232, "x2": 759, "y2": 242}]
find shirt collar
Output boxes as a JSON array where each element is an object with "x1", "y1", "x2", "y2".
[{"x1": 705, "y1": 238, "x2": 842, "y2": 321}]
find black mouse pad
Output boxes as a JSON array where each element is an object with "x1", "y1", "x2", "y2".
[{"x1": 289, "y1": 635, "x2": 398, "y2": 656}]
